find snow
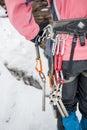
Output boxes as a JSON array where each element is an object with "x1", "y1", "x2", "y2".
[
  {"x1": 0, "y1": 6, "x2": 7, "y2": 17},
  {"x1": 0, "y1": 17, "x2": 56, "y2": 130},
  {"x1": 0, "y1": 62, "x2": 56, "y2": 130}
]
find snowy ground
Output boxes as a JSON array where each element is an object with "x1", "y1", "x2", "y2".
[
  {"x1": 0, "y1": 9, "x2": 56, "y2": 130},
  {"x1": 0, "y1": 62, "x2": 56, "y2": 130}
]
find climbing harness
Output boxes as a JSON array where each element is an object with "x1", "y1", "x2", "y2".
[{"x1": 34, "y1": 18, "x2": 87, "y2": 118}]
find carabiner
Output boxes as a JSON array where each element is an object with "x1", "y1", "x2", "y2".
[
  {"x1": 35, "y1": 58, "x2": 42, "y2": 74},
  {"x1": 39, "y1": 72, "x2": 46, "y2": 82}
]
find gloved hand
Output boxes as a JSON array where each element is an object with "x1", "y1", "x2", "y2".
[{"x1": 31, "y1": 22, "x2": 49, "y2": 47}]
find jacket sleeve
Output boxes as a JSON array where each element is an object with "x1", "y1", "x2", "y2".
[{"x1": 5, "y1": 0, "x2": 40, "y2": 40}]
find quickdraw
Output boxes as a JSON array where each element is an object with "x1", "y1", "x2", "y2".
[
  {"x1": 49, "y1": 34, "x2": 69, "y2": 118},
  {"x1": 35, "y1": 44, "x2": 46, "y2": 111}
]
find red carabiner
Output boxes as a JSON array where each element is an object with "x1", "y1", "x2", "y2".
[
  {"x1": 54, "y1": 54, "x2": 58, "y2": 71},
  {"x1": 54, "y1": 53, "x2": 63, "y2": 71},
  {"x1": 57, "y1": 53, "x2": 63, "y2": 71}
]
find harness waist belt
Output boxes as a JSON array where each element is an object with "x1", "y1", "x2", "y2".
[{"x1": 53, "y1": 18, "x2": 87, "y2": 35}]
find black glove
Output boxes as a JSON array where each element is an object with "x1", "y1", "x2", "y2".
[{"x1": 31, "y1": 22, "x2": 49, "y2": 46}]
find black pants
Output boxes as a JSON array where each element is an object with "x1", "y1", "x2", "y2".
[{"x1": 57, "y1": 60, "x2": 87, "y2": 130}]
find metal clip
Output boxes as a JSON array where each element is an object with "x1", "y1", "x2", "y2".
[
  {"x1": 60, "y1": 71, "x2": 64, "y2": 84},
  {"x1": 56, "y1": 35, "x2": 61, "y2": 55},
  {"x1": 61, "y1": 38, "x2": 66, "y2": 55},
  {"x1": 35, "y1": 58, "x2": 42, "y2": 74},
  {"x1": 42, "y1": 79, "x2": 46, "y2": 111},
  {"x1": 52, "y1": 36, "x2": 59, "y2": 55},
  {"x1": 44, "y1": 24, "x2": 54, "y2": 39},
  {"x1": 39, "y1": 72, "x2": 46, "y2": 82}
]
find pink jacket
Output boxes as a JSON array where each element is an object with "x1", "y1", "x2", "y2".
[
  {"x1": 5, "y1": 0, "x2": 87, "y2": 61},
  {"x1": 5, "y1": 0, "x2": 40, "y2": 40}
]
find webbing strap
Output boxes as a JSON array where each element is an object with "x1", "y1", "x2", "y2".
[
  {"x1": 53, "y1": 18, "x2": 87, "y2": 35},
  {"x1": 64, "y1": 35, "x2": 77, "y2": 80}
]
